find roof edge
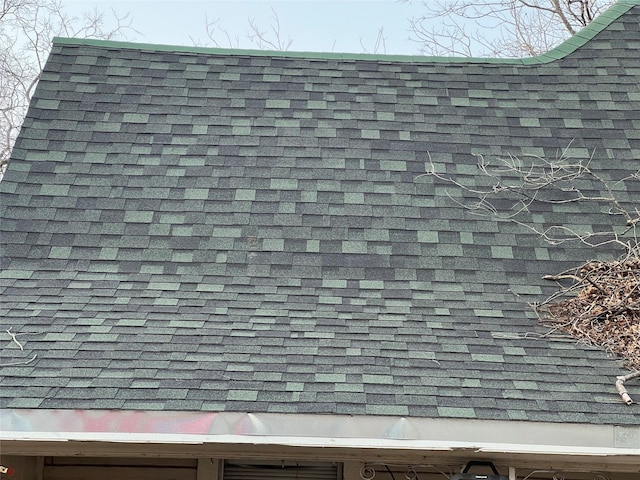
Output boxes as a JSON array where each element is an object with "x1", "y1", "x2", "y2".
[
  {"x1": 527, "y1": 0, "x2": 639, "y2": 64},
  {"x1": 3, "y1": 431, "x2": 640, "y2": 457},
  {"x1": 2, "y1": 409, "x2": 639, "y2": 450},
  {"x1": 52, "y1": 0, "x2": 638, "y2": 65},
  {"x1": 2, "y1": 411, "x2": 640, "y2": 471}
]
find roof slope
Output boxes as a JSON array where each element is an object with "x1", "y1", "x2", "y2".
[{"x1": 1, "y1": 1, "x2": 640, "y2": 425}]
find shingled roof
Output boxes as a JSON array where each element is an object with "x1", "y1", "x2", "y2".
[{"x1": 1, "y1": 1, "x2": 640, "y2": 430}]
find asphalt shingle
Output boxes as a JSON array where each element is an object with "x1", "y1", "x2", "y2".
[{"x1": 1, "y1": 2, "x2": 640, "y2": 425}]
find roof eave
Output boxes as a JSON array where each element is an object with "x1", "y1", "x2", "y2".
[{"x1": 2, "y1": 409, "x2": 639, "y2": 469}]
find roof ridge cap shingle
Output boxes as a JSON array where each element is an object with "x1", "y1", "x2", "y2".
[{"x1": 52, "y1": 0, "x2": 638, "y2": 65}]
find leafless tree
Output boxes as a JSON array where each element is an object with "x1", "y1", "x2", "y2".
[
  {"x1": 198, "y1": 8, "x2": 386, "y2": 55},
  {"x1": 406, "y1": 0, "x2": 614, "y2": 57},
  {"x1": 0, "y1": 0, "x2": 135, "y2": 179},
  {"x1": 197, "y1": 8, "x2": 293, "y2": 51}
]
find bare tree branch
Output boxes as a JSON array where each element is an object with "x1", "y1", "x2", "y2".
[
  {"x1": 616, "y1": 371, "x2": 640, "y2": 405},
  {"x1": 247, "y1": 8, "x2": 293, "y2": 51},
  {"x1": 417, "y1": 144, "x2": 640, "y2": 374},
  {"x1": 195, "y1": 8, "x2": 295, "y2": 51},
  {"x1": 406, "y1": 0, "x2": 614, "y2": 57},
  {"x1": 360, "y1": 26, "x2": 387, "y2": 54},
  {"x1": 417, "y1": 145, "x2": 639, "y2": 249},
  {"x1": 193, "y1": 15, "x2": 240, "y2": 48},
  {"x1": 0, "y1": 0, "x2": 136, "y2": 179}
]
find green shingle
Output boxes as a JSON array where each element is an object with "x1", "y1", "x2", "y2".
[
  {"x1": 227, "y1": 390, "x2": 258, "y2": 401},
  {"x1": 315, "y1": 373, "x2": 346, "y2": 383},
  {"x1": 366, "y1": 405, "x2": 409, "y2": 415},
  {"x1": 418, "y1": 231, "x2": 439, "y2": 243},
  {"x1": 184, "y1": 188, "x2": 209, "y2": 200},
  {"x1": 471, "y1": 354, "x2": 505, "y2": 363},
  {"x1": 49, "y1": 246, "x2": 71, "y2": 258},
  {"x1": 322, "y1": 279, "x2": 347, "y2": 288},
  {"x1": 491, "y1": 246, "x2": 514, "y2": 258},
  {"x1": 342, "y1": 241, "x2": 367, "y2": 253},
  {"x1": 266, "y1": 99, "x2": 290, "y2": 108},
  {"x1": 235, "y1": 189, "x2": 256, "y2": 201},
  {"x1": 122, "y1": 113, "x2": 149, "y2": 123},
  {"x1": 270, "y1": 178, "x2": 298, "y2": 190},
  {"x1": 36, "y1": 99, "x2": 60, "y2": 109},
  {"x1": 380, "y1": 160, "x2": 406, "y2": 171},
  {"x1": 437, "y1": 407, "x2": 476, "y2": 418},
  {"x1": 361, "y1": 129, "x2": 380, "y2": 139},
  {"x1": 263, "y1": 239, "x2": 284, "y2": 251},
  {"x1": 124, "y1": 211, "x2": 154, "y2": 223}
]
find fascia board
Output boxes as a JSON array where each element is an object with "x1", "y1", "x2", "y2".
[{"x1": 2, "y1": 409, "x2": 640, "y2": 452}]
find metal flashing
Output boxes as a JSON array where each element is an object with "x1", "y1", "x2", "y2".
[
  {"x1": 2, "y1": 409, "x2": 640, "y2": 450},
  {"x1": 2, "y1": 411, "x2": 640, "y2": 472}
]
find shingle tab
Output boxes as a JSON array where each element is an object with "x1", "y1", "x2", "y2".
[{"x1": 2, "y1": 3, "x2": 640, "y2": 426}]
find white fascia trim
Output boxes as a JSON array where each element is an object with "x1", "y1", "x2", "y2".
[
  {"x1": 1, "y1": 409, "x2": 639, "y2": 455},
  {"x1": 3, "y1": 430, "x2": 640, "y2": 458}
]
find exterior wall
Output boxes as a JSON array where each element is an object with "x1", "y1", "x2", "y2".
[
  {"x1": 1, "y1": 456, "x2": 638, "y2": 480},
  {"x1": 42, "y1": 457, "x2": 198, "y2": 480},
  {"x1": 0, "y1": 456, "x2": 43, "y2": 480}
]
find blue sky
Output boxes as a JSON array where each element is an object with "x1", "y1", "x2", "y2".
[{"x1": 60, "y1": 0, "x2": 427, "y2": 54}]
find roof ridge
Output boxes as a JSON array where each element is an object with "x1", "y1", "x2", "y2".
[{"x1": 52, "y1": 0, "x2": 638, "y2": 65}]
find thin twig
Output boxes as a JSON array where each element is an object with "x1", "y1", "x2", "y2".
[
  {"x1": 6, "y1": 327, "x2": 23, "y2": 350},
  {"x1": 0, "y1": 353, "x2": 37, "y2": 367}
]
